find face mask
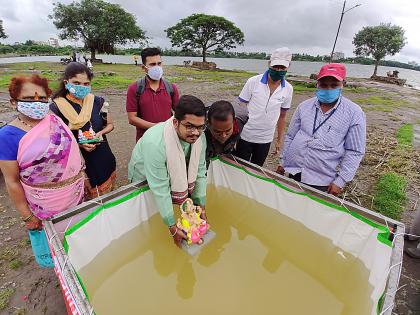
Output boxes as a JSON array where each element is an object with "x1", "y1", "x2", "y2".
[
  {"x1": 268, "y1": 68, "x2": 287, "y2": 82},
  {"x1": 147, "y1": 66, "x2": 163, "y2": 81},
  {"x1": 316, "y1": 88, "x2": 341, "y2": 104},
  {"x1": 17, "y1": 101, "x2": 50, "y2": 120},
  {"x1": 66, "y1": 83, "x2": 91, "y2": 100}
]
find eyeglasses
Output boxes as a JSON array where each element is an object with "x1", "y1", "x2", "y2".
[{"x1": 179, "y1": 121, "x2": 206, "y2": 133}]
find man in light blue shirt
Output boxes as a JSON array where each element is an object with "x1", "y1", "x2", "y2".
[{"x1": 277, "y1": 63, "x2": 366, "y2": 196}]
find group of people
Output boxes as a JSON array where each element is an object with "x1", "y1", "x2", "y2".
[
  {"x1": 71, "y1": 50, "x2": 93, "y2": 70},
  {"x1": 0, "y1": 46, "x2": 368, "y2": 255},
  {"x1": 126, "y1": 47, "x2": 367, "y2": 246}
]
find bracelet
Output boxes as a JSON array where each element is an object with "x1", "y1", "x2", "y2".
[
  {"x1": 169, "y1": 226, "x2": 178, "y2": 237},
  {"x1": 22, "y1": 213, "x2": 34, "y2": 222}
]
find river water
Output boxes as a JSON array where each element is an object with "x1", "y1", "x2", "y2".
[{"x1": 1, "y1": 54, "x2": 420, "y2": 88}]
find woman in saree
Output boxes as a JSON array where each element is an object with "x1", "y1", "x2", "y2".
[
  {"x1": 50, "y1": 62, "x2": 116, "y2": 199},
  {"x1": 0, "y1": 75, "x2": 85, "y2": 231}
]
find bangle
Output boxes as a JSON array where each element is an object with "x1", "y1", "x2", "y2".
[
  {"x1": 22, "y1": 213, "x2": 34, "y2": 222},
  {"x1": 169, "y1": 226, "x2": 178, "y2": 237}
]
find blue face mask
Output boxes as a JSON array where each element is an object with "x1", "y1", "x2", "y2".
[
  {"x1": 65, "y1": 83, "x2": 91, "y2": 100},
  {"x1": 316, "y1": 88, "x2": 341, "y2": 104}
]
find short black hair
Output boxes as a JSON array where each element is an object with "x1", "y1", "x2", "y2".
[
  {"x1": 174, "y1": 95, "x2": 206, "y2": 121},
  {"x1": 141, "y1": 47, "x2": 161, "y2": 65},
  {"x1": 208, "y1": 100, "x2": 235, "y2": 123}
]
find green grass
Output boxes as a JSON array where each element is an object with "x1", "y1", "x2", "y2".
[
  {"x1": 91, "y1": 74, "x2": 133, "y2": 90},
  {"x1": 290, "y1": 81, "x2": 316, "y2": 93},
  {"x1": 373, "y1": 172, "x2": 407, "y2": 220},
  {"x1": 9, "y1": 259, "x2": 23, "y2": 270},
  {"x1": 396, "y1": 123, "x2": 414, "y2": 147},
  {"x1": 344, "y1": 86, "x2": 380, "y2": 94},
  {"x1": 0, "y1": 288, "x2": 15, "y2": 310},
  {"x1": 354, "y1": 95, "x2": 411, "y2": 112},
  {"x1": 0, "y1": 62, "x2": 255, "y2": 91}
]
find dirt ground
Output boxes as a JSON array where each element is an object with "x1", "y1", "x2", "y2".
[{"x1": 0, "y1": 66, "x2": 419, "y2": 314}]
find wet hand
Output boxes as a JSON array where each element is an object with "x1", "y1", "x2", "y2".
[
  {"x1": 199, "y1": 206, "x2": 208, "y2": 222},
  {"x1": 169, "y1": 225, "x2": 186, "y2": 248},
  {"x1": 80, "y1": 143, "x2": 96, "y2": 152},
  {"x1": 327, "y1": 183, "x2": 342, "y2": 196}
]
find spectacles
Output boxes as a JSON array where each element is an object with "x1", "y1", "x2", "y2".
[{"x1": 179, "y1": 121, "x2": 206, "y2": 133}]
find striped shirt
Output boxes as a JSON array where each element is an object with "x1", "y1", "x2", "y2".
[{"x1": 282, "y1": 96, "x2": 366, "y2": 188}]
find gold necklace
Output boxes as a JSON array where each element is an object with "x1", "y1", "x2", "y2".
[{"x1": 17, "y1": 116, "x2": 34, "y2": 128}]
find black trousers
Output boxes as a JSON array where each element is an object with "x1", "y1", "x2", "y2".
[
  {"x1": 235, "y1": 139, "x2": 271, "y2": 167},
  {"x1": 288, "y1": 173, "x2": 329, "y2": 192}
]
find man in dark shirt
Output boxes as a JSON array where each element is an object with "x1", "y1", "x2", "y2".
[
  {"x1": 126, "y1": 47, "x2": 180, "y2": 142},
  {"x1": 205, "y1": 101, "x2": 241, "y2": 167}
]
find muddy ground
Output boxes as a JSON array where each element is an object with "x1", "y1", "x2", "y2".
[{"x1": 0, "y1": 64, "x2": 419, "y2": 314}]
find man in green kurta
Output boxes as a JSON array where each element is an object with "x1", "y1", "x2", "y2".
[{"x1": 128, "y1": 95, "x2": 207, "y2": 246}]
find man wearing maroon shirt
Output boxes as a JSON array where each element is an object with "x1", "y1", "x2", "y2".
[{"x1": 126, "y1": 47, "x2": 180, "y2": 142}]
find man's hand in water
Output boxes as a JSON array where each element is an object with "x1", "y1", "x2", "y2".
[
  {"x1": 199, "y1": 205, "x2": 207, "y2": 222},
  {"x1": 169, "y1": 225, "x2": 186, "y2": 247}
]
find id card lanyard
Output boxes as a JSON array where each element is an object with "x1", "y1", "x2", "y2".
[{"x1": 312, "y1": 98, "x2": 341, "y2": 135}]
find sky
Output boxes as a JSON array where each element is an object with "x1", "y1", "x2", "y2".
[{"x1": 1, "y1": 0, "x2": 420, "y2": 63}]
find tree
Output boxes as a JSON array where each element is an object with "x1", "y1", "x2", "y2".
[
  {"x1": 165, "y1": 14, "x2": 244, "y2": 62},
  {"x1": 0, "y1": 20, "x2": 7, "y2": 40},
  {"x1": 50, "y1": 0, "x2": 146, "y2": 60},
  {"x1": 353, "y1": 23, "x2": 406, "y2": 77}
]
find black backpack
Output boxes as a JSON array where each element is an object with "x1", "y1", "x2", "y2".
[{"x1": 135, "y1": 77, "x2": 175, "y2": 116}]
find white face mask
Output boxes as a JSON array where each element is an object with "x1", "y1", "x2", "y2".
[
  {"x1": 147, "y1": 65, "x2": 163, "y2": 81},
  {"x1": 17, "y1": 101, "x2": 50, "y2": 120}
]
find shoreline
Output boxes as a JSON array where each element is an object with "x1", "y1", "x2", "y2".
[{"x1": 0, "y1": 53, "x2": 419, "y2": 73}]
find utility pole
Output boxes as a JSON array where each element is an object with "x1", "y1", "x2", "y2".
[{"x1": 329, "y1": 0, "x2": 361, "y2": 63}]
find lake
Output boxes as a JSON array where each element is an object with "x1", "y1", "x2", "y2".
[{"x1": 1, "y1": 54, "x2": 420, "y2": 88}]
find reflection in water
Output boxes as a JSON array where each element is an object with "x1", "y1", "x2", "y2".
[{"x1": 79, "y1": 185, "x2": 373, "y2": 315}]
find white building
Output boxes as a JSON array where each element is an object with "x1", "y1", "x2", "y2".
[
  {"x1": 47, "y1": 38, "x2": 59, "y2": 48},
  {"x1": 332, "y1": 52, "x2": 345, "y2": 60}
]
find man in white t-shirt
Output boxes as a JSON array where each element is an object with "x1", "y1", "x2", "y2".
[{"x1": 235, "y1": 47, "x2": 293, "y2": 166}]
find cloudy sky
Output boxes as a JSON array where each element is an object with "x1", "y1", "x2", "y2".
[{"x1": 1, "y1": 0, "x2": 420, "y2": 63}]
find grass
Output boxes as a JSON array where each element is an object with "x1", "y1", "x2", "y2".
[
  {"x1": 0, "y1": 288, "x2": 15, "y2": 310},
  {"x1": 373, "y1": 172, "x2": 407, "y2": 220},
  {"x1": 354, "y1": 95, "x2": 411, "y2": 112},
  {"x1": 0, "y1": 246, "x2": 19, "y2": 262},
  {"x1": 396, "y1": 123, "x2": 414, "y2": 147},
  {"x1": 13, "y1": 307, "x2": 26, "y2": 315},
  {"x1": 290, "y1": 81, "x2": 316, "y2": 93},
  {"x1": 0, "y1": 62, "x2": 255, "y2": 91},
  {"x1": 9, "y1": 259, "x2": 23, "y2": 270},
  {"x1": 345, "y1": 86, "x2": 380, "y2": 94}
]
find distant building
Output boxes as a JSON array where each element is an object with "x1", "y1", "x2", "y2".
[
  {"x1": 34, "y1": 38, "x2": 59, "y2": 47},
  {"x1": 34, "y1": 40, "x2": 48, "y2": 46},
  {"x1": 48, "y1": 38, "x2": 59, "y2": 48},
  {"x1": 332, "y1": 52, "x2": 345, "y2": 60}
]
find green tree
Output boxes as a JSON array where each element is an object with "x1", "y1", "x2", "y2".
[
  {"x1": 50, "y1": 0, "x2": 146, "y2": 60},
  {"x1": 165, "y1": 13, "x2": 244, "y2": 62},
  {"x1": 0, "y1": 20, "x2": 7, "y2": 40},
  {"x1": 353, "y1": 23, "x2": 406, "y2": 77}
]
